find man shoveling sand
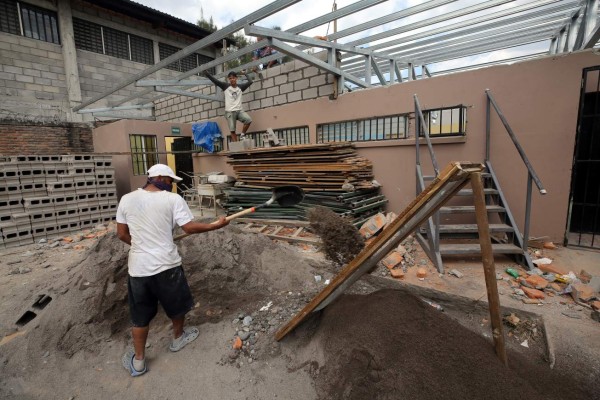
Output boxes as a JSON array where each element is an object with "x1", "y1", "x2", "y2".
[{"x1": 116, "y1": 164, "x2": 229, "y2": 376}]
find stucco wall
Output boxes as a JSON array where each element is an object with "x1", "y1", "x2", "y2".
[
  {"x1": 93, "y1": 119, "x2": 194, "y2": 198},
  {"x1": 97, "y1": 50, "x2": 600, "y2": 242}
]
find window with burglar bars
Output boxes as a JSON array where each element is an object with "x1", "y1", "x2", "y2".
[
  {"x1": 317, "y1": 115, "x2": 407, "y2": 143},
  {"x1": 192, "y1": 139, "x2": 223, "y2": 154},
  {"x1": 231, "y1": 126, "x2": 310, "y2": 148},
  {"x1": 423, "y1": 106, "x2": 467, "y2": 137},
  {"x1": 0, "y1": 0, "x2": 59, "y2": 44},
  {"x1": 73, "y1": 18, "x2": 154, "y2": 65},
  {"x1": 129, "y1": 135, "x2": 159, "y2": 175},
  {"x1": 159, "y1": 42, "x2": 214, "y2": 74}
]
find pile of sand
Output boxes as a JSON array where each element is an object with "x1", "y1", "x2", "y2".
[{"x1": 287, "y1": 289, "x2": 594, "y2": 400}]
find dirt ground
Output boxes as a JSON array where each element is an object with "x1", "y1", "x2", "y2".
[{"x1": 0, "y1": 220, "x2": 598, "y2": 400}]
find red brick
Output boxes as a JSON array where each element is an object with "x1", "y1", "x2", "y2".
[
  {"x1": 525, "y1": 274, "x2": 549, "y2": 290},
  {"x1": 390, "y1": 269, "x2": 405, "y2": 279},
  {"x1": 416, "y1": 268, "x2": 427, "y2": 278},
  {"x1": 233, "y1": 337, "x2": 242, "y2": 349},
  {"x1": 521, "y1": 286, "x2": 545, "y2": 299},
  {"x1": 571, "y1": 284, "x2": 596, "y2": 302}
]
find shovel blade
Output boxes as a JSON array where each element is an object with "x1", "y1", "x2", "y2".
[{"x1": 272, "y1": 185, "x2": 305, "y2": 207}]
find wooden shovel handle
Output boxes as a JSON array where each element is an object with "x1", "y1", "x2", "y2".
[{"x1": 173, "y1": 207, "x2": 257, "y2": 241}]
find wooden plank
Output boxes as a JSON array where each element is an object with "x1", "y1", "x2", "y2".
[
  {"x1": 275, "y1": 161, "x2": 484, "y2": 341},
  {"x1": 234, "y1": 218, "x2": 311, "y2": 227},
  {"x1": 471, "y1": 172, "x2": 508, "y2": 366},
  {"x1": 266, "y1": 233, "x2": 319, "y2": 244},
  {"x1": 292, "y1": 227, "x2": 304, "y2": 237}
]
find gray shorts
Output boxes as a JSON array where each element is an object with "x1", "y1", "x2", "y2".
[{"x1": 225, "y1": 111, "x2": 252, "y2": 132}]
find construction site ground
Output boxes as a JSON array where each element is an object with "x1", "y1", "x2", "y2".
[{"x1": 0, "y1": 210, "x2": 598, "y2": 399}]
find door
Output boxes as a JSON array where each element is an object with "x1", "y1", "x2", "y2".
[
  {"x1": 567, "y1": 66, "x2": 600, "y2": 248},
  {"x1": 171, "y1": 136, "x2": 193, "y2": 195}
]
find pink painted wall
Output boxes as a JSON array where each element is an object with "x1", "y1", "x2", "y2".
[
  {"x1": 93, "y1": 119, "x2": 194, "y2": 198},
  {"x1": 95, "y1": 50, "x2": 600, "y2": 242}
]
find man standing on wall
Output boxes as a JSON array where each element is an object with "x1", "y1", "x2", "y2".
[
  {"x1": 116, "y1": 163, "x2": 229, "y2": 377},
  {"x1": 205, "y1": 71, "x2": 254, "y2": 142}
]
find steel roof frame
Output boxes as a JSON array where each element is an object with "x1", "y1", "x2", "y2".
[{"x1": 77, "y1": 0, "x2": 599, "y2": 117}]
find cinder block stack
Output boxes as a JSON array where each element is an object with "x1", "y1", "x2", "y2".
[{"x1": 0, "y1": 154, "x2": 118, "y2": 249}]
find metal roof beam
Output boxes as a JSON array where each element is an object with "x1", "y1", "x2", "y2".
[
  {"x1": 270, "y1": 38, "x2": 371, "y2": 88},
  {"x1": 155, "y1": 87, "x2": 222, "y2": 102},
  {"x1": 345, "y1": 0, "x2": 515, "y2": 47},
  {"x1": 73, "y1": 0, "x2": 301, "y2": 111},
  {"x1": 323, "y1": 0, "x2": 458, "y2": 42},
  {"x1": 342, "y1": 0, "x2": 576, "y2": 63},
  {"x1": 77, "y1": 104, "x2": 154, "y2": 114},
  {"x1": 136, "y1": 79, "x2": 213, "y2": 87}
]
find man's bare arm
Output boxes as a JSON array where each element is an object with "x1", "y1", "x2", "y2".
[{"x1": 117, "y1": 222, "x2": 131, "y2": 245}]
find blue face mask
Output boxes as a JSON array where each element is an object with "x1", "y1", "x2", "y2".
[{"x1": 144, "y1": 178, "x2": 173, "y2": 192}]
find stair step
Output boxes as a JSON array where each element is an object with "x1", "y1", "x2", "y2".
[
  {"x1": 440, "y1": 205, "x2": 505, "y2": 214},
  {"x1": 439, "y1": 243, "x2": 523, "y2": 255},
  {"x1": 456, "y1": 188, "x2": 499, "y2": 196},
  {"x1": 438, "y1": 224, "x2": 514, "y2": 234},
  {"x1": 424, "y1": 173, "x2": 491, "y2": 180}
]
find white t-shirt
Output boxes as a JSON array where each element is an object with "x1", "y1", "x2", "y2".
[
  {"x1": 116, "y1": 188, "x2": 194, "y2": 277},
  {"x1": 224, "y1": 86, "x2": 243, "y2": 112}
]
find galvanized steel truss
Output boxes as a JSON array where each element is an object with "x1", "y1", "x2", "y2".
[{"x1": 77, "y1": 0, "x2": 600, "y2": 116}]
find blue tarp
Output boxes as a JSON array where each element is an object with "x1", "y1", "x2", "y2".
[{"x1": 192, "y1": 122, "x2": 222, "y2": 153}]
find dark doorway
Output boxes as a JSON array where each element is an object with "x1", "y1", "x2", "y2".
[
  {"x1": 171, "y1": 136, "x2": 193, "y2": 195},
  {"x1": 567, "y1": 66, "x2": 600, "y2": 249}
]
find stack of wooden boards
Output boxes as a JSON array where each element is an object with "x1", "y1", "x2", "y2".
[{"x1": 223, "y1": 143, "x2": 387, "y2": 225}]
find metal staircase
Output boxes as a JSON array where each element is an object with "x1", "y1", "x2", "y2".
[{"x1": 414, "y1": 91, "x2": 546, "y2": 273}]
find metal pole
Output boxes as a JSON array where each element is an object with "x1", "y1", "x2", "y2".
[
  {"x1": 470, "y1": 172, "x2": 508, "y2": 367},
  {"x1": 415, "y1": 95, "x2": 420, "y2": 166},
  {"x1": 523, "y1": 172, "x2": 533, "y2": 251},
  {"x1": 486, "y1": 90, "x2": 491, "y2": 162}
]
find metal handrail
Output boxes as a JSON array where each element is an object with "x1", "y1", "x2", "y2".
[
  {"x1": 485, "y1": 89, "x2": 547, "y2": 251},
  {"x1": 414, "y1": 94, "x2": 440, "y2": 175},
  {"x1": 414, "y1": 94, "x2": 442, "y2": 271},
  {"x1": 485, "y1": 89, "x2": 546, "y2": 194}
]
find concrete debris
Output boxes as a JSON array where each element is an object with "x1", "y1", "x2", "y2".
[
  {"x1": 532, "y1": 257, "x2": 552, "y2": 266},
  {"x1": 448, "y1": 269, "x2": 463, "y2": 279}
]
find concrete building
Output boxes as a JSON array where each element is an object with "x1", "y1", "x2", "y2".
[{"x1": 0, "y1": 0, "x2": 225, "y2": 154}]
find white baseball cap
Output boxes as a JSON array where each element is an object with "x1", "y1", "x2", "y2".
[{"x1": 147, "y1": 164, "x2": 183, "y2": 182}]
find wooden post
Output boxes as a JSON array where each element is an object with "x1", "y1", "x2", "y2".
[{"x1": 470, "y1": 172, "x2": 508, "y2": 366}]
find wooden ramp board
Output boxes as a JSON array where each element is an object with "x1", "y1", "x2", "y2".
[{"x1": 275, "y1": 161, "x2": 485, "y2": 341}]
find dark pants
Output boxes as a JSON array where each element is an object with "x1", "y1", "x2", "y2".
[{"x1": 127, "y1": 266, "x2": 194, "y2": 327}]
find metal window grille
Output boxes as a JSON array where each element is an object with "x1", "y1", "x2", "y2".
[
  {"x1": 159, "y1": 42, "x2": 181, "y2": 71},
  {"x1": 19, "y1": 2, "x2": 60, "y2": 44},
  {"x1": 129, "y1": 135, "x2": 158, "y2": 175},
  {"x1": 73, "y1": 18, "x2": 103, "y2": 53},
  {"x1": 192, "y1": 138, "x2": 223, "y2": 153},
  {"x1": 0, "y1": 0, "x2": 19, "y2": 35},
  {"x1": 130, "y1": 34, "x2": 154, "y2": 64},
  {"x1": 73, "y1": 18, "x2": 154, "y2": 65},
  {"x1": 316, "y1": 115, "x2": 407, "y2": 143},
  {"x1": 180, "y1": 53, "x2": 198, "y2": 73},
  {"x1": 103, "y1": 26, "x2": 129, "y2": 60},
  {"x1": 238, "y1": 126, "x2": 310, "y2": 147},
  {"x1": 423, "y1": 106, "x2": 467, "y2": 137}
]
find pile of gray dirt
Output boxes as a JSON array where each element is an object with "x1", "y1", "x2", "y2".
[
  {"x1": 287, "y1": 289, "x2": 595, "y2": 400},
  {"x1": 0, "y1": 225, "x2": 319, "y2": 372}
]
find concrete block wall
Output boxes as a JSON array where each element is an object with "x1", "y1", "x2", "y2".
[
  {"x1": 0, "y1": 121, "x2": 93, "y2": 155},
  {"x1": 154, "y1": 59, "x2": 335, "y2": 123},
  {"x1": 0, "y1": 32, "x2": 69, "y2": 122},
  {"x1": 76, "y1": 50, "x2": 181, "y2": 107},
  {"x1": 0, "y1": 154, "x2": 118, "y2": 248}
]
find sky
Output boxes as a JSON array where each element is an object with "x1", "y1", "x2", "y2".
[{"x1": 132, "y1": 0, "x2": 558, "y2": 74}]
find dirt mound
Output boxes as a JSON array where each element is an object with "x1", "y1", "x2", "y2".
[
  {"x1": 0, "y1": 226, "x2": 318, "y2": 369},
  {"x1": 292, "y1": 290, "x2": 591, "y2": 400}
]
